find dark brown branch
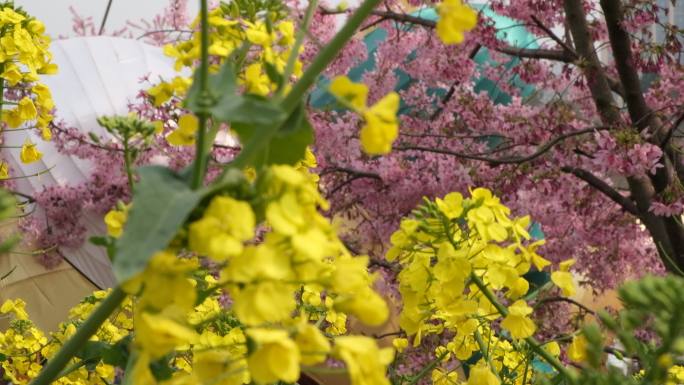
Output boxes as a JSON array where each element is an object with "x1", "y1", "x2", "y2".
[
  {"x1": 494, "y1": 45, "x2": 574, "y2": 63},
  {"x1": 322, "y1": 167, "x2": 383, "y2": 196},
  {"x1": 662, "y1": 112, "x2": 684, "y2": 149},
  {"x1": 372, "y1": 331, "x2": 404, "y2": 339},
  {"x1": 368, "y1": 258, "x2": 401, "y2": 272},
  {"x1": 320, "y1": 8, "x2": 436, "y2": 28},
  {"x1": 370, "y1": 10, "x2": 436, "y2": 28},
  {"x1": 8, "y1": 190, "x2": 35, "y2": 204},
  {"x1": 564, "y1": 0, "x2": 621, "y2": 123},
  {"x1": 430, "y1": 43, "x2": 482, "y2": 120},
  {"x1": 561, "y1": 166, "x2": 639, "y2": 215},
  {"x1": 600, "y1": 0, "x2": 656, "y2": 133},
  {"x1": 535, "y1": 296, "x2": 595, "y2": 315},
  {"x1": 530, "y1": 15, "x2": 578, "y2": 58},
  {"x1": 396, "y1": 127, "x2": 603, "y2": 165},
  {"x1": 320, "y1": 166, "x2": 382, "y2": 179}
]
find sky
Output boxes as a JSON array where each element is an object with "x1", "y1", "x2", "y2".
[{"x1": 15, "y1": 0, "x2": 199, "y2": 38}]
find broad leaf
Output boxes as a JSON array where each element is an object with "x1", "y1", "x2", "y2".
[
  {"x1": 231, "y1": 102, "x2": 313, "y2": 166},
  {"x1": 113, "y1": 166, "x2": 204, "y2": 282}
]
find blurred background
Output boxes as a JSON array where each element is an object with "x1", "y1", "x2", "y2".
[{"x1": 15, "y1": 0, "x2": 199, "y2": 38}]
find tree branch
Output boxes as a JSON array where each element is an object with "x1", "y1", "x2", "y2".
[
  {"x1": 561, "y1": 166, "x2": 639, "y2": 215},
  {"x1": 493, "y1": 45, "x2": 574, "y2": 62},
  {"x1": 320, "y1": 166, "x2": 383, "y2": 180},
  {"x1": 535, "y1": 296, "x2": 595, "y2": 315},
  {"x1": 530, "y1": 15, "x2": 578, "y2": 59},
  {"x1": 322, "y1": 166, "x2": 383, "y2": 196},
  {"x1": 320, "y1": 8, "x2": 436, "y2": 28},
  {"x1": 396, "y1": 127, "x2": 604, "y2": 165}
]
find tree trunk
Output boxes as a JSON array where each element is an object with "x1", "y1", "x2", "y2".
[{"x1": 564, "y1": 0, "x2": 684, "y2": 273}]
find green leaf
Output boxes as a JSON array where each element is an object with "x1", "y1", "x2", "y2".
[
  {"x1": 89, "y1": 236, "x2": 116, "y2": 261},
  {"x1": 185, "y1": 58, "x2": 284, "y2": 126},
  {"x1": 113, "y1": 166, "x2": 204, "y2": 282},
  {"x1": 232, "y1": 102, "x2": 313, "y2": 166},
  {"x1": 102, "y1": 335, "x2": 131, "y2": 368},
  {"x1": 267, "y1": 104, "x2": 314, "y2": 164},
  {"x1": 75, "y1": 341, "x2": 109, "y2": 364},
  {"x1": 263, "y1": 61, "x2": 284, "y2": 90},
  {"x1": 150, "y1": 355, "x2": 175, "y2": 381}
]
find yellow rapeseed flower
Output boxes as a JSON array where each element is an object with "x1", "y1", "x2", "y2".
[
  {"x1": 551, "y1": 258, "x2": 576, "y2": 297},
  {"x1": 295, "y1": 322, "x2": 331, "y2": 365},
  {"x1": 247, "y1": 329, "x2": 300, "y2": 384},
  {"x1": 104, "y1": 207, "x2": 128, "y2": 238},
  {"x1": 20, "y1": 139, "x2": 42, "y2": 163},
  {"x1": 167, "y1": 114, "x2": 199, "y2": 146},
  {"x1": 436, "y1": 0, "x2": 478, "y2": 45},
  {"x1": 501, "y1": 300, "x2": 536, "y2": 339},
  {"x1": 0, "y1": 161, "x2": 9, "y2": 179},
  {"x1": 334, "y1": 336, "x2": 394, "y2": 385},
  {"x1": 329, "y1": 76, "x2": 400, "y2": 155},
  {"x1": 329, "y1": 75, "x2": 368, "y2": 111},
  {"x1": 360, "y1": 92, "x2": 400, "y2": 155},
  {"x1": 568, "y1": 334, "x2": 587, "y2": 363},
  {"x1": 466, "y1": 362, "x2": 500, "y2": 385}
]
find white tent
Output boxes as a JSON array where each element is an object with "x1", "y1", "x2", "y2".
[{"x1": 1, "y1": 36, "x2": 176, "y2": 300}]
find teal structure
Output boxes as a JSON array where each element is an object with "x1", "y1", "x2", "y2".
[{"x1": 310, "y1": 4, "x2": 540, "y2": 109}]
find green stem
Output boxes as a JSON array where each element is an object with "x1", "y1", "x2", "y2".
[
  {"x1": 191, "y1": 0, "x2": 211, "y2": 189},
  {"x1": 29, "y1": 288, "x2": 127, "y2": 385},
  {"x1": 407, "y1": 352, "x2": 449, "y2": 385},
  {"x1": 0, "y1": 63, "x2": 4, "y2": 124},
  {"x1": 227, "y1": 0, "x2": 382, "y2": 170},
  {"x1": 470, "y1": 273, "x2": 575, "y2": 382},
  {"x1": 474, "y1": 330, "x2": 502, "y2": 382},
  {"x1": 122, "y1": 138, "x2": 135, "y2": 193},
  {"x1": 278, "y1": 0, "x2": 319, "y2": 97}
]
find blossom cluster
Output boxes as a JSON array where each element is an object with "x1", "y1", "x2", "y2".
[
  {"x1": 0, "y1": 3, "x2": 58, "y2": 176},
  {"x1": 99, "y1": 160, "x2": 394, "y2": 385},
  {"x1": 387, "y1": 188, "x2": 575, "y2": 384},
  {"x1": 148, "y1": 4, "x2": 301, "y2": 113}
]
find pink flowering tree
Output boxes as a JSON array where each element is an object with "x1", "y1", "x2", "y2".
[
  {"x1": 310, "y1": 0, "x2": 684, "y2": 289},
  {"x1": 21, "y1": 0, "x2": 684, "y2": 292}
]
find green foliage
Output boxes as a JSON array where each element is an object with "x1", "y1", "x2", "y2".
[
  {"x1": 219, "y1": 0, "x2": 289, "y2": 21},
  {"x1": 0, "y1": 189, "x2": 19, "y2": 256},
  {"x1": 185, "y1": 59, "x2": 285, "y2": 127},
  {"x1": 232, "y1": 102, "x2": 313, "y2": 167},
  {"x1": 97, "y1": 115, "x2": 157, "y2": 141},
  {"x1": 575, "y1": 275, "x2": 684, "y2": 385},
  {"x1": 112, "y1": 166, "x2": 205, "y2": 282}
]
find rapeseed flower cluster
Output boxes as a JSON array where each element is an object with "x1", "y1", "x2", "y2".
[
  {"x1": 146, "y1": 6, "x2": 302, "y2": 147},
  {"x1": 0, "y1": 4, "x2": 58, "y2": 172},
  {"x1": 387, "y1": 188, "x2": 575, "y2": 385},
  {"x1": 96, "y1": 162, "x2": 394, "y2": 385}
]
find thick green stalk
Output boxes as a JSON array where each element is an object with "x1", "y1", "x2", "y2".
[
  {"x1": 470, "y1": 273, "x2": 575, "y2": 381},
  {"x1": 280, "y1": 0, "x2": 381, "y2": 114},
  {"x1": 229, "y1": 0, "x2": 382, "y2": 170},
  {"x1": 278, "y1": 0, "x2": 319, "y2": 97},
  {"x1": 191, "y1": 0, "x2": 211, "y2": 189},
  {"x1": 30, "y1": 288, "x2": 127, "y2": 385}
]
